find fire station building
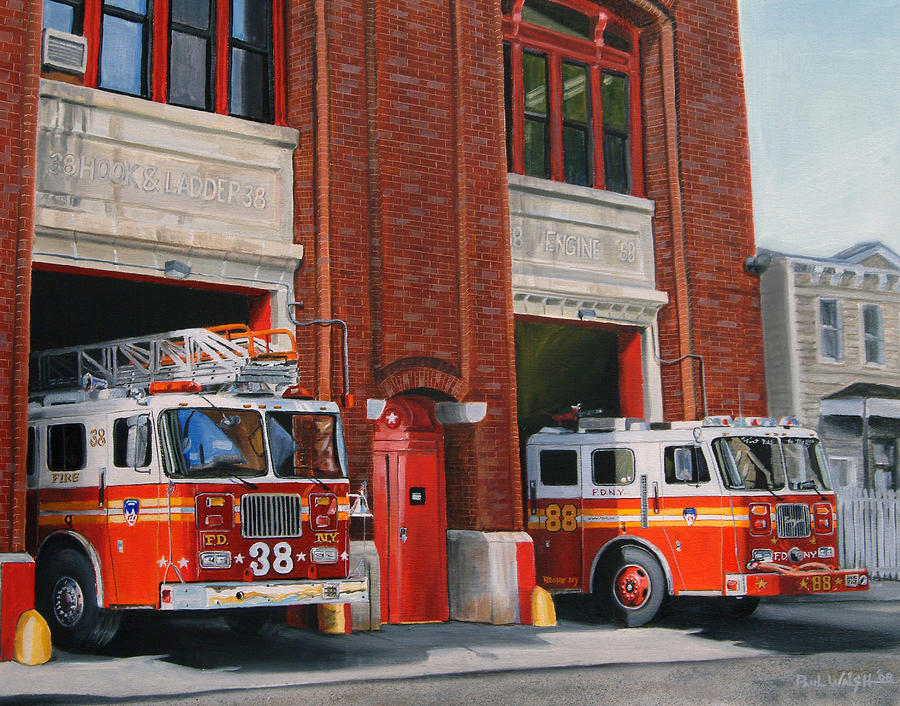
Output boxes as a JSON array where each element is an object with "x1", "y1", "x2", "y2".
[{"x1": 0, "y1": 0, "x2": 765, "y2": 645}]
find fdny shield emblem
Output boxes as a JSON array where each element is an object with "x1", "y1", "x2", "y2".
[
  {"x1": 123, "y1": 499, "x2": 140, "y2": 526},
  {"x1": 682, "y1": 507, "x2": 697, "y2": 526}
]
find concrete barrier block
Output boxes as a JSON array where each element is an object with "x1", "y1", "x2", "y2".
[
  {"x1": 0, "y1": 554, "x2": 36, "y2": 662},
  {"x1": 447, "y1": 531, "x2": 534, "y2": 625}
]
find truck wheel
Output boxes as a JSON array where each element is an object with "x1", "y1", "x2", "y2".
[
  {"x1": 37, "y1": 549, "x2": 121, "y2": 650},
  {"x1": 596, "y1": 546, "x2": 665, "y2": 627}
]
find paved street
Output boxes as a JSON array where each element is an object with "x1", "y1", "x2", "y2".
[{"x1": 2, "y1": 584, "x2": 900, "y2": 704}]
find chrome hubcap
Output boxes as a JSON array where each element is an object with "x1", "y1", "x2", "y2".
[{"x1": 53, "y1": 576, "x2": 84, "y2": 627}]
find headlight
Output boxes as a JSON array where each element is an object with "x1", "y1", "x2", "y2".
[{"x1": 199, "y1": 551, "x2": 232, "y2": 569}]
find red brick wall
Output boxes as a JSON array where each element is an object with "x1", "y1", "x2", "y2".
[
  {"x1": 0, "y1": 0, "x2": 39, "y2": 554},
  {"x1": 285, "y1": 0, "x2": 522, "y2": 531},
  {"x1": 643, "y1": 0, "x2": 766, "y2": 419},
  {"x1": 671, "y1": 0, "x2": 765, "y2": 418}
]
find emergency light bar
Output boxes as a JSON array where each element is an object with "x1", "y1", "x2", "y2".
[
  {"x1": 733, "y1": 417, "x2": 777, "y2": 427},
  {"x1": 701, "y1": 415, "x2": 733, "y2": 427},
  {"x1": 149, "y1": 380, "x2": 202, "y2": 394},
  {"x1": 779, "y1": 416, "x2": 801, "y2": 427}
]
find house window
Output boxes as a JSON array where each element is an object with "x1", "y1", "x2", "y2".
[
  {"x1": 863, "y1": 304, "x2": 884, "y2": 365},
  {"x1": 819, "y1": 299, "x2": 842, "y2": 361},
  {"x1": 99, "y1": 0, "x2": 151, "y2": 97},
  {"x1": 502, "y1": 0, "x2": 642, "y2": 194},
  {"x1": 42, "y1": 0, "x2": 283, "y2": 125}
]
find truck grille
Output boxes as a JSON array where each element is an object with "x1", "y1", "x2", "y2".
[
  {"x1": 775, "y1": 503, "x2": 811, "y2": 539},
  {"x1": 240, "y1": 493, "x2": 302, "y2": 539}
]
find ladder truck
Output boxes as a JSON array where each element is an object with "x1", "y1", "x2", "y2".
[{"x1": 26, "y1": 324, "x2": 367, "y2": 649}]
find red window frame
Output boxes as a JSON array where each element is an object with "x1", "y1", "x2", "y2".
[
  {"x1": 502, "y1": 0, "x2": 644, "y2": 196},
  {"x1": 68, "y1": 0, "x2": 286, "y2": 125}
]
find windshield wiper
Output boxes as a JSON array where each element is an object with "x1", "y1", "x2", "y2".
[
  {"x1": 297, "y1": 467, "x2": 331, "y2": 492},
  {"x1": 230, "y1": 475, "x2": 259, "y2": 490},
  {"x1": 797, "y1": 479, "x2": 827, "y2": 501}
]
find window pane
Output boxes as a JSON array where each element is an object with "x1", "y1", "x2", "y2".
[
  {"x1": 563, "y1": 126, "x2": 588, "y2": 185},
  {"x1": 524, "y1": 118, "x2": 547, "y2": 178},
  {"x1": 48, "y1": 424, "x2": 85, "y2": 472},
  {"x1": 522, "y1": 52, "x2": 546, "y2": 115},
  {"x1": 602, "y1": 73, "x2": 628, "y2": 132},
  {"x1": 820, "y1": 299, "x2": 837, "y2": 328},
  {"x1": 562, "y1": 62, "x2": 587, "y2": 123},
  {"x1": 27, "y1": 428, "x2": 36, "y2": 477},
  {"x1": 863, "y1": 304, "x2": 882, "y2": 335},
  {"x1": 231, "y1": 0, "x2": 267, "y2": 46},
  {"x1": 522, "y1": 0, "x2": 590, "y2": 41},
  {"x1": 105, "y1": 0, "x2": 146, "y2": 13},
  {"x1": 43, "y1": 1, "x2": 76, "y2": 33},
  {"x1": 603, "y1": 134, "x2": 628, "y2": 193},
  {"x1": 230, "y1": 47, "x2": 268, "y2": 120},
  {"x1": 172, "y1": 0, "x2": 210, "y2": 30},
  {"x1": 100, "y1": 15, "x2": 144, "y2": 95},
  {"x1": 170, "y1": 31, "x2": 209, "y2": 109},
  {"x1": 539, "y1": 449, "x2": 578, "y2": 486},
  {"x1": 592, "y1": 449, "x2": 634, "y2": 485},
  {"x1": 603, "y1": 29, "x2": 631, "y2": 52}
]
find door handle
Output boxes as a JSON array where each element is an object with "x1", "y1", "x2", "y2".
[
  {"x1": 99, "y1": 467, "x2": 106, "y2": 508},
  {"x1": 400, "y1": 527, "x2": 408, "y2": 543},
  {"x1": 652, "y1": 481, "x2": 659, "y2": 514},
  {"x1": 529, "y1": 480, "x2": 537, "y2": 515}
]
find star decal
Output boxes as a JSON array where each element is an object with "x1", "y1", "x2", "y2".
[
  {"x1": 799, "y1": 578, "x2": 809, "y2": 589},
  {"x1": 770, "y1": 536, "x2": 779, "y2": 545},
  {"x1": 178, "y1": 557, "x2": 189, "y2": 568},
  {"x1": 296, "y1": 552, "x2": 307, "y2": 562},
  {"x1": 340, "y1": 551, "x2": 349, "y2": 561},
  {"x1": 756, "y1": 578, "x2": 767, "y2": 590},
  {"x1": 809, "y1": 536, "x2": 817, "y2": 545},
  {"x1": 385, "y1": 410, "x2": 399, "y2": 427},
  {"x1": 157, "y1": 556, "x2": 168, "y2": 568},
  {"x1": 234, "y1": 553, "x2": 244, "y2": 564},
  {"x1": 835, "y1": 576, "x2": 843, "y2": 586}
]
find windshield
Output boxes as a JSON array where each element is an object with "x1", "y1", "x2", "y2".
[
  {"x1": 161, "y1": 408, "x2": 267, "y2": 478},
  {"x1": 713, "y1": 436, "x2": 785, "y2": 490},
  {"x1": 712, "y1": 435, "x2": 831, "y2": 491},
  {"x1": 781, "y1": 437, "x2": 832, "y2": 490},
  {"x1": 267, "y1": 412, "x2": 345, "y2": 479}
]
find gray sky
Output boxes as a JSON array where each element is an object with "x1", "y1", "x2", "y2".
[{"x1": 738, "y1": 0, "x2": 900, "y2": 258}]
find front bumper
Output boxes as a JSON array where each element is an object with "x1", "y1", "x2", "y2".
[
  {"x1": 725, "y1": 568, "x2": 869, "y2": 597},
  {"x1": 159, "y1": 577, "x2": 368, "y2": 610}
]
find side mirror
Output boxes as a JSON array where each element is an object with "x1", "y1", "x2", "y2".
[
  {"x1": 674, "y1": 448, "x2": 694, "y2": 482},
  {"x1": 126, "y1": 414, "x2": 151, "y2": 472}
]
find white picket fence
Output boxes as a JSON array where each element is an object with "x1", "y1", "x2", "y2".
[{"x1": 836, "y1": 488, "x2": 900, "y2": 579}]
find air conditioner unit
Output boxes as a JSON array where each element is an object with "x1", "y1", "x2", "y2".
[{"x1": 41, "y1": 28, "x2": 88, "y2": 75}]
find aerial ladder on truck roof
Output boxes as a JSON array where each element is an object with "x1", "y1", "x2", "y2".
[{"x1": 29, "y1": 324, "x2": 301, "y2": 396}]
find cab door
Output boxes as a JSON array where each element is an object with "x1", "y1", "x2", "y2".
[
  {"x1": 657, "y1": 443, "x2": 724, "y2": 592},
  {"x1": 103, "y1": 413, "x2": 160, "y2": 607},
  {"x1": 527, "y1": 445, "x2": 583, "y2": 591}
]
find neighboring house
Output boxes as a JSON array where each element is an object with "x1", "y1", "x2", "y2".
[{"x1": 758, "y1": 241, "x2": 900, "y2": 490}]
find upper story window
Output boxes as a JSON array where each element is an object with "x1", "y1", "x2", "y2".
[
  {"x1": 41, "y1": 0, "x2": 283, "y2": 125},
  {"x1": 819, "y1": 298, "x2": 842, "y2": 361},
  {"x1": 863, "y1": 304, "x2": 885, "y2": 365},
  {"x1": 502, "y1": 0, "x2": 643, "y2": 195}
]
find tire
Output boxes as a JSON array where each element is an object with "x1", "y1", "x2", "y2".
[
  {"x1": 719, "y1": 596, "x2": 760, "y2": 618},
  {"x1": 595, "y1": 545, "x2": 666, "y2": 627},
  {"x1": 36, "y1": 548, "x2": 121, "y2": 650}
]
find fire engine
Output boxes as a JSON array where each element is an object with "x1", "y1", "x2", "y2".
[
  {"x1": 26, "y1": 324, "x2": 367, "y2": 649},
  {"x1": 525, "y1": 415, "x2": 869, "y2": 626}
]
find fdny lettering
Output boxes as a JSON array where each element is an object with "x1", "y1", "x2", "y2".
[
  {"x1": 592, "y1": 487, "x2": 625, "y2": 497},
  {"x1": 774, "y1": 550, "x2": 819, "y2": 561},
  {"x1": 203, "y1": 534, "x2": 228, "y2": 547},
  {"x1": 51, "y1": 472, "x2": 80, "y2": 484},
  {"x1": 315, "y1": 532, "x2": 339, "y2": 543},
  {"x1": 543, "y1": 575, "x2": 578, "y2": 587}
]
